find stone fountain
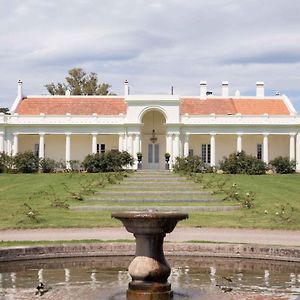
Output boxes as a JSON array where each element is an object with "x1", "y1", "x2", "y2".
[{"x1": 112, "y1": 211, "x2": 188, "y2": 300}]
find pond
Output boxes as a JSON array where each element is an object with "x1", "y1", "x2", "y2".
[{"x1": 0, "y1": 256, "x2": 299, "y2": 299}]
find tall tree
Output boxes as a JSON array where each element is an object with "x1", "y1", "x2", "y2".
[
  {"x1": 0, "y1": 107, "x2": 9, "y2": 114},
  {"x1": 45, "y1": 68, "x2": 115, "y2": 96}
]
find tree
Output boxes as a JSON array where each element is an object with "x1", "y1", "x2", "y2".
[
  {"x1": 45, "y1": 68, "x2": 115, "y2": 96},
  {"x1": 0, "y1": 107, "x2": 9, "y2": 114}
]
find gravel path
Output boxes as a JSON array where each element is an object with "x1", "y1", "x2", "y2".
[{"x1": 0, "y1": 227, "x2": 299, "y2": 246}]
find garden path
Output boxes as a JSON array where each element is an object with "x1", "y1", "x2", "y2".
[{"x1": 0, "y1": 227, "x2": 299, "y2": 246}]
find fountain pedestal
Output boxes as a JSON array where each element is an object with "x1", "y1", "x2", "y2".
[{"x1": 112, "y1": 211, "x2": 188, "y2": 300}]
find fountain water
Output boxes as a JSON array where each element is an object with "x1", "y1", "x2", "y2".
[{"x1": 112, "y1": 211, "x2": 188, "y2": 300}]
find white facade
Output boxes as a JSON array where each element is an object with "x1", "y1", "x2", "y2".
[{"x1": 1, "y1": 80, "x2": 300, "y2": 171}]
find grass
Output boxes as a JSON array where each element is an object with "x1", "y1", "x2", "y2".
[{"x1": 0, "y1": 172, "x2": 299, "y2": 230}]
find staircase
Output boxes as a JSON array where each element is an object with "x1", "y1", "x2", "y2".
[{"x1": 71, "y1": 171, "x2": 240, "y2": 212}]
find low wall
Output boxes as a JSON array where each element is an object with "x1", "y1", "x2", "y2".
[{"x1": 0, "y1": 243, "x2": 299, "y2": 263}]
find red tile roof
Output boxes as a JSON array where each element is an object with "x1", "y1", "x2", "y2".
[
  {"x1": 15, "y1": 96, "x2": 290, "y2": 116},
  {"x1": 16, "y1": 97, "x2": 127, "y2": 115},
  {"x1": 180, "y1": 98, "x2": 290, "y2": 115}
]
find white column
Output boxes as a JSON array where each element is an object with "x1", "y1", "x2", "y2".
[
  {"x1": 39, "y1": 133, "x2": 45, "y2": 159},
  {"x1": 6, "y1": 139, "x2": 12, "y2": 155},
  {"x1": 289, "y1": 133, "x2": 296, "y2": 161},
  {"x1": 0, "y1": 132, "x2": 4, "y2": 153},
  {"x1": 296, "y1": 133, "x2": 300, "y2": 172},
  {"x1": 133, "y1": 133, "x2": 140, "y2": 169},
  {"x1": 263, "y1": 133, "x2": 269, "y2": 164},
  {"x1": 12, "y1": 133, "x2": 18, "y2": 156},
  {"x1": 133, "y1": 133, "x2": 140, "y2": 154},
  {"x1": 118, "y1": 133, "x2": 124, "y2": 152},
  {"x1": 173, "y1": 134, "x2": 180, "y2": 161},
  {"x1": 127, "y1": 134, "x2": 133, "y2": 155},
  {"x1": 210, "y1": 133, "x2": 216, "y2": 167},
  {"x1": 237, "y1": 133, "x2": 242, "y2": 152},
  {"x1": 184, "y1": 134, "x2": 189, "y2": 157},
  {"x1": 166, "y1": 133, "x2": 173, "y2": 167},
  {"x1": 123, "y1": 134, "x2": 127, "y2": 152},
  {"x1": 65, "y1": 133, "x2": 71, "y2": 169},
  {"x1": 91, "y1": 133, "x2": 97, "y2": 154}
]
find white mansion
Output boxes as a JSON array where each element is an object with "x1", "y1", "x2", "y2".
[{"x1": 1, "y1": 80, "x2": 300, "y2": 171}]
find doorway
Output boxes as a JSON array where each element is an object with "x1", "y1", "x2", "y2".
[
  {"x1": 148, "y1": 143, "x2": 160, "y2": 169},
  {"x1": 141, "y1": 109, "x2": 166, "y2": 169}
]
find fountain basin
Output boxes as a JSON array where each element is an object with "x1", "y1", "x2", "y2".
[{"x1": 0, "y1": 256, "x2": 299, "y2": 299}]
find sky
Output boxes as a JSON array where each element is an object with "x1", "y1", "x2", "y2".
[{"x1": 1, "y1": 0, "x2": 300, "y2": 110}]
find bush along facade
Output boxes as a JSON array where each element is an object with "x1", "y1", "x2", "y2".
[
  {"x1": 269, "y1": 156, "x2": 296, "y2": 174},
  {"x1": 219, "y1": 151, "x2": 267, "y2": 175},
  {"x1": 0, "y1": 152, "x2": 13, "y2": 173},
  {"x1": 14, "y1": 151, "x2": 40, "y2": 173},
  {"x1": 173, "y1": 155, "x2": 212, "y2": 174},
  {"x1": 82, "y1": 150, "x2": 134, "y2": 172}
]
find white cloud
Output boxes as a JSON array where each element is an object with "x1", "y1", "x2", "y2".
[{"x1": 0, "y1": 0, "x2": 300, "y2": 110}]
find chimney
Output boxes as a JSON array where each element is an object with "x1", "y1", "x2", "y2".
[
  {"x1": 256, "y1": 81, "x2": 264, "y2": 97},
  {"x1": 200, "y1": 81, "x2": 207, "y2": 99},
  {"x1": 124, "y1": 80, "x2": 129, "y2": 96},
  {"x1": 222, "y1": 81, "x2": 229, "y2": 97},
  {"x1": 65, "y1": 89, "x2": 71, "y2": 97},
  {"x1": 17, "y1": 79, "x2": 23, "y2": 99}
]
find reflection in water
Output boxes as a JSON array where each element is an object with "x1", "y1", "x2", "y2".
[{"x1": 0, "y1": 256, "x2": 299, "y2": 299}]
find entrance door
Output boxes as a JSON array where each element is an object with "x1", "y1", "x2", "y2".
[{"x1": 148, "y1": 144, "x2": 160, "y2": 169}]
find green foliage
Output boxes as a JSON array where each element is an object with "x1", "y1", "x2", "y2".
[
  {"x1": 14, "y1": 151, "x2": 39, "y2": 173},
  {"x1": 18, "y1": 203, "x2": 41, "y2": 224},
  {"x1": 41, "y1": 185, "x2": 70, "y2": 209},
  {"x1": 0, "y1": 107, "x2": 9, "y2": 114},
  {"x1": 164, "y1": 153, "x2": 170, "y2": 161},
  {"x1": 269, "y1": 156, "x2": 296, "y2": 174},
  {"x1": 219, "y1": 151, "x2": 267, "y2": 175},
  {"x1": 40, "y1": 158, "x2": 57, "y2": 173},
  {"x1": 272, "y1": 203, "x2": 297, "y2": 224},
  {"x1": 136, "y1": 152, "x2": 142, "y2": 162},
  {"x1": 223, "y1": 182, "x2": 255, "y2": 209},
  {"x1": 82, "y1": 150, "x2": 133, "y2": 172},
  {"x1": 173, "y1": 155, "x2": 209, "y2": 174},
  {"x1": 0, "y1": 152, "x2": 13, "y2": 173},
  {"x1": 45, "y1": 68, "x2": 115, "y2": 96},
  {"x1": 68, "y1": 160, "x2": 81, "y2": 172}
]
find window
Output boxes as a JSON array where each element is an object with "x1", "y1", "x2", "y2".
[
  {"x1": 34, "y1": 144, "x2": 39, "y2": 157},
  {"x1": 257, "y1": 144, "x2": 262, "y2": 160},
  {"x1": 97, "y1": 144, "x2": 105, "y2": 153},
  {"x1": 201, "y1": 144, "x2": 211, "y2": 163},
  {"x1": 188, "y1": 149, "x2": 194, "y2": 157}
]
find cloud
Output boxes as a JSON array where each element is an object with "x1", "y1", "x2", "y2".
[
  {"x1": 221, "y1": 50, "x2": 300, "y2": 65},
  {"x1": 0, "y1": 0, "x2": 300, "y2": 111}
]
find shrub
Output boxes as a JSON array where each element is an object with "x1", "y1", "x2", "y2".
[
  {"x1": 82, "y1": 150, "x2": 134, "y2": 172},
  {"x1": 219, "y1": 151, "x2": 267, "y2": 175},
  {"x1": 40, "y1": 157, "x2": 57, "y2": 173},
  {"x1": 269, "y1": 156, "x2": 296, "y2": 174},
  {"x1": 173, "y1": 155, "x2": 209, "y2": 174},
  {"x1": 14, "y1": 151, "x2": 39, "y2": 173},
  {"x1": 0, "y1": 152, "x2": 13, "y2": 173}
]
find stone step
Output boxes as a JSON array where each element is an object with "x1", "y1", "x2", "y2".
[
  {"x1": 124, "y1": 177, "x2": 187, "y2": 182},
  {"x1": 71, "y1": 205, "x2": 241, "y2": 212},
  {"x1": 94, "y1": 191, "x2": 213, "y2": 196},
  {"x1": 85, "y1": 198, "x2": 221, "y2": 203},
  {"x1": 136, "y1": 170, "x2": 171, "y2": 173},
  {"x1": 118, "y1": 181, "x2": 201, "y2": 188},
  {"x1": 102, "y1": 184, "x2": 203, "y2": 193},
  {"x1": 89, "y1": 195, "x2": 218, "y2": 203}
]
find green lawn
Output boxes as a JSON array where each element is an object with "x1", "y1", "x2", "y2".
[{"x1": 0, "y1": 173, "x2": 299, "y2": 230}]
